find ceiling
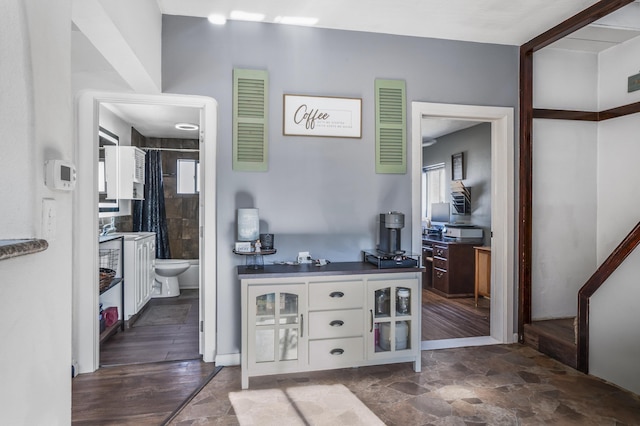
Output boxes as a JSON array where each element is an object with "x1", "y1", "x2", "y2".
[
  {"x1": 78, "y1": 1, "x2": 640, "y2": 139},
  {"x1": 158, "y1": 0, "x2": 602, "y2": 46}
]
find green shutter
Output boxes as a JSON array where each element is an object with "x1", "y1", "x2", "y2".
[
  {"x1": 375, "y1": 79, "x2": 406, "y2": 174},
  {"x1": 233, "y1": 69, "x2": 268, "y2": 172}
]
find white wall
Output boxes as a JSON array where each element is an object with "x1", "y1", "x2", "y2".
[
  {"x1": 0, "y1": 0, "x2": 73, "y2": 424},
  {"x1": 598, "y1": 35, "x2": 640, "y2": 111},
  {"x1": 531, "y1": 48, "x2": 598, "y2": 319},
  {"x1": 71, "y1": 0, "x2": 161, "y2": 93},
  {"x1": 589, "y1": 35, "x2": 640, "y2": 394},
  {"x1": 98, "y1": 0, "x2": 162, "y2": 89},
  {"x1": 533, "y1": 48, "x2": 598, "y2": 110},
  {"x1": 0, "y1": 0, "x2": 34, "y2": 238}
]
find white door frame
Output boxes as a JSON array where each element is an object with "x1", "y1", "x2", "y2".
[
  {"x1": 73, "y1": 91, "x2": 218, "y2": 373},
  {"x1": 410, "y1": 102, "x2": 515, "y2": 350}
]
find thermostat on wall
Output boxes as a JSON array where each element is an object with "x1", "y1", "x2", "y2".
[{"x1": 45, "y1": 159, "x2": 77, "y2": 191}]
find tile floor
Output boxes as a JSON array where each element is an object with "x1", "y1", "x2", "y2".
[{"x1": 170, "y1": 344, "x2": 640, "y2": 425}]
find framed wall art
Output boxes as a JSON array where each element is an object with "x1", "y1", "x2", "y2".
[
  {"x1": 452, "y1": 152, "x2": 464, "y2": 181},
  {"x1": 283, "y1": 94, "x2": 362, "y2": 138}
]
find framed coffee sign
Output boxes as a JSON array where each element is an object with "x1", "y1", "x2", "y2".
[{"x1": 283, "y1": 94, "x2": 362, "y2": 138}]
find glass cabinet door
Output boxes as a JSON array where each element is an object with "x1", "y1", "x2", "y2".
[
  {"x1": 248, "y1": 284, "x2": 306, "y2": 367},
  {"x1": 369, "y1": 281, "x2": 415, "y2": 355}
]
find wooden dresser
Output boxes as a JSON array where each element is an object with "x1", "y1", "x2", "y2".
[{"x1": 423, "y1": 237, "x2": 479, "y2": 298}]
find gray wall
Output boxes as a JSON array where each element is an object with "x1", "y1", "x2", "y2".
[
  {"x1": 423, "y1": 123, "x2": 492, "y2": 245},
  {"x1": 162, "y1": 17, "x2": 518, "y2": 357}
]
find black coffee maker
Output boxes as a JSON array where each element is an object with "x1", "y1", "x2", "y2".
[{"x1": 378, "y1": 211, "x2": 405, "y2": 255}]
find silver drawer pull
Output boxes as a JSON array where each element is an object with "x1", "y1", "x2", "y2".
[
  {"x1": 329, "y1": 320, "x2": 344, "y2": 327},
  {"x1": 329, "y1": 291, "x2": 344, "y2": 298},
  {"x1": 330, "y1": 348, "x2": 344, "y2": 356}
]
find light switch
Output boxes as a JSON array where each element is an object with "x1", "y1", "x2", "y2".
[{"x1": 42, "y1": 198, "x2": 56, "y2": 241}]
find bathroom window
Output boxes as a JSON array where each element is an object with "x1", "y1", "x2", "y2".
[{"x1": 177, "y1": 159, "x2": 200, "y2": 194}]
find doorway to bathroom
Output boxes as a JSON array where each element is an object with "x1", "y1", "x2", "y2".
[
  {"x1": 74, "y1": 92, "x2": 218, "y2": 374},
  {"x1": 97, "y1": 111, "x2": 203, "y2": 366}
]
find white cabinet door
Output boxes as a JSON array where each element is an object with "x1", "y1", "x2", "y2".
[
  {"x1": 123, "y1": 234, "x2": 155, "y2": 320},
  {"x1": 105, "y1": 146, "x2": 145, "y2": 200},
  {"x1": 366, "y1": 278, "x2": 419, "y2": 360},
  {"x1": 140, "y1": 236, "x2": 155, "y2": 308},
  {"x1": 245, "y1": 284, "x2": 307, "y2": 384}
]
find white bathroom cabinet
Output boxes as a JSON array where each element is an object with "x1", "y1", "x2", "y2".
[
  {"x1": 122, "y1": 232, "x2": 156, "y2": 324},
  {"x1": 239, "y1": 264, "x2": 421, "y2": 389},
  {"x1": 105, "y1": 146, "x2": 145, "y2": 200}
]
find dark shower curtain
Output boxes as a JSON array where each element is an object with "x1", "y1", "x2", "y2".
[{"x1": 133, "y1": 150, "x2": 171, "y2": 259}]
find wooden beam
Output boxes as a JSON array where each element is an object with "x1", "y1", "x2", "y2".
[
  {"x1": 599, "y1": 101, "x2": 640, "y2": 120},
  {"x1": 522, "y1": 0, "x2": 634, "y2": 53},
  {"x1": 518, "y1": 47, "x2": 533, "y2": 342},
  {"x1": 533, "y1": 109, "x2": 598, "y2": 121}
]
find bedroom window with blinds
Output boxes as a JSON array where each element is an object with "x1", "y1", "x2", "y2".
[{"x1": 422, "y1": 163, "x2": 445, "y2": 219}]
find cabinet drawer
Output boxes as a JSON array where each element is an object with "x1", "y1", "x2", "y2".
[
  {"x1": 308, "y1": 310, "x2": 363, "y2": 339},
  {"x1": 433, "y1": 268, "x2": 448, "y2": 292},
  {"x1": 433, "y1": 256, "x2": 447, "y2": 270},
  {"x1": 433, "y1": 245, "x2": 448, "y2": 259},
  {"x1": 308, "y1": 281, "x2": 363, "y2": 310},
  {"x1": 309, "y1": 337, "x2": 364, "y2": 368}
]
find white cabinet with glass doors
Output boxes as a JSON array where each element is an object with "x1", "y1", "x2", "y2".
[{"x1": 240, "y1": 269, "x2": 421, "y2": 389}]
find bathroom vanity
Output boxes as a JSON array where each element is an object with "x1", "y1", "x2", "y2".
[{"x1": 238, "y1": 262, "x2": 423, "y2": 389}]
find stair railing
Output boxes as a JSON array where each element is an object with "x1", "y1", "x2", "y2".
[{"x1": 577, "y1": 221, "x2": 640, "y2": 372}]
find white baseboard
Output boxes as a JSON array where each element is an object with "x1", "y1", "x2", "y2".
[
  {"x1": 421, "y1": 336, "x2": 502, "y2": 351},
  {"x1": 215, "y1": 352, "x2": 241, "y2": 366}
]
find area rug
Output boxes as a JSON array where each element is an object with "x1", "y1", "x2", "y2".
[
  {"x1": 133, "y1": 304, "x2": 191, "y2": 327},
  {"x1": 228, "y1": 384, "x2": 385, "y2": 426}
]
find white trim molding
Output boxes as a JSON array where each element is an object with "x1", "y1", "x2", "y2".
[
  {"x1": 74, "y1": 91, "x2": 218, "y2": 373},
  {"x1": 411, "y1": 102, "x2": 515, "y2": 348}
]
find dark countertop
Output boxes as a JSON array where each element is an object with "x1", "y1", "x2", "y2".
[
  {"x1": 0, "y1": 239, "x2": 48, "y2": 261},
  {"x1": 422, "y1": 235, "x2": 483, "y2": 245},
  {"x1": 237, "y1": 261, "x2": 423, "y2": 279}
]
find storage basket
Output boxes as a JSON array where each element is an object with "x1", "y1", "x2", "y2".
[{"x1": 99, "y1": 249, "x2": 119, "y2": 292}]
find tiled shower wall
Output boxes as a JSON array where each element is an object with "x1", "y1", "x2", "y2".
[{"x1": 114, "y1": 128, "x2": 199, "y2": 259}]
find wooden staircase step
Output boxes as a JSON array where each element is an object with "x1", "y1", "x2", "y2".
[{"x1": 524, "y1": 318, "x2": 577, "y2": 369}]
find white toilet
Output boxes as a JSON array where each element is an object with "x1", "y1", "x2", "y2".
[{"x1": 153, "y1": 259, "x2": 189, "y2": 298}]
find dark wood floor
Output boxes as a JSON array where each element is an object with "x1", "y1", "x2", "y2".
[
  {"x1": 421, "y1": 288, "x2": 490, "y2": 340},
  {"x1": 72, "y1": 360, "x2": 218, "y2": 425},
  {"x1": 73, "y1": 290, "x2": 211, "y2": 424},
  {"x1": 100, "y1": 290, "x2": 200, "y2": 366}
]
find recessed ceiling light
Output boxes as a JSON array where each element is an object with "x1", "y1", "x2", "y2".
[
  {"x1": 207, "y1": 14, "x2": 227, "y2": 25},
  {"x1": 230, "y1": 10, "x2": 265, "y2": 22},
  {"x1": 274, "y1": 16, "x2": 319, "y2": 26},
  {"x1": 175, "y1": 123, "x2": 199, "y2": 131}
]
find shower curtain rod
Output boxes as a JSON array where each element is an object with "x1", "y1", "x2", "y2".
[{"x1": 140, "y1": 147, "x2": 199, "y2": 153}]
